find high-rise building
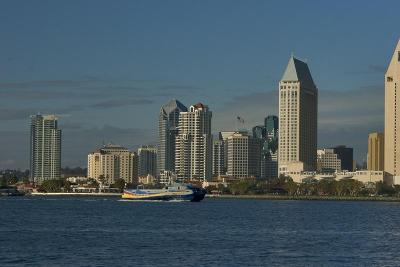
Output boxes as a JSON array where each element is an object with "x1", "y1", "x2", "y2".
[
  {"x1": 385, "y1": 39, "x2": 400, "y2": 184},
  {"x1": 30, "y1": 114, "x2": 62, "y2": 184},
  {"x1": 158, "y1": 99, "x2": 187, "y2": 175},
  {"x1": 332, "y1": 145, "x2": 353, "y2": 172},
  {"x1": 226, "y1": 132, "x2": 262, "y2": 179},
  {"x1": 264, "y1": 115, "x2": 279, "y2": 179},
  {"x1": 212, "y1": 136, "x2": 225, "y2": 177},
  {"x1": 138, "y1": 145, "x2": 157, "y2": 177},
  {"x1": 265, "y1": 115, "x2": 279, "y2": 139},
  {"x1": 87, "y1": 144, "x2": 138, "y2": 185},
  {"x1": 175, "y1": 103, "x2": 212, "y2": 181},
  {"x1": 317, "y1": 149, "x2": 341, "y2": 172},
  {"x1": 278, "y1": 56, "x2": 318, "y2": 173},
  {"x1": 212, "y1": 131, "x2": 236, "y2": 178},
  {"x1": 368, "y1": 132, "x2": 384, "y2": 171},
  {"x1": 264, "y1": 152, "x2": 278, "y2": 179},
  {"x1": 252, "y1": 125, "x2": 266, "y2": 139}
]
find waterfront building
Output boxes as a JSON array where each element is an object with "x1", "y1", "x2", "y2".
[
  {"x1": 138, "y1": 145, "x2": 157, "y2": 177},
  {"x1": 175, "y1": 103, "x2": 212, "y2": 181},
  {"x1": 226, "y1": 132, "x2": 262, "y2": 179},
  {"x1": 158, "y1": 99, "x2": 187, "y2": 175},
  {"x1": 278, "y1": 56, "x2": 318, "y2": 173},
  {"x1": 87, "y1": 144, "x2": 138, "y2": 185},
  {"x1": 317, "y1": 149, "x2": 341, "y2": 172},
  {"x1": 30, "y1": 114, "x2": 62, "y2": 184},
  {"x1": 138, "y1": 174, "x2": 156, "y2": 185},
  {"x1": 332, "y1": 145, "x2": 353, "y2": 172},
  {"x1": 385, "y1": 39, "x2": 400, "y2": 184},
  {"x1": 368, "y1": 132, "x2": 384, "y2": 171},
  {"x1": 159, "y1": 170, "x2": 177, "y2": 185},
  {"x1": 66, "y1": 176, "x2": 88, "y2": 183},
  {"x1": 285, "y1": 170, "x2": 383, "y2": 184}
]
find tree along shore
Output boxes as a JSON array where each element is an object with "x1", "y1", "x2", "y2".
[
  {"x1": 205, "y1": 175, "x2": 400, "y2": 199},
  {"x1": 207, "y1": 194, "x2": 400, "y2": 202}
]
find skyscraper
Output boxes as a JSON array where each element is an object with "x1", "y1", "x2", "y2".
[
  {"x1": 368, "y1": 132, "x2": 384, "y2": 171},
  {"x1": 226, "y1": 132, "x2": 262, "y2": 179},
  {"x1": 212, "y1": 136, "x2": 225, "y2": 177},
  {"x1": 384, "y1": 39, "x2": 400, "y2": 184},
  {"x1": 278, "y1": 56, "x2": 318, "y2": 173},
  {"x1": 265, "y1": 115, "x2": 278, "y2": 140},
  {"x1": 158, "y1": 99, "x2": 187, "y2": 175},
  {"x1": 175, "y1": 103, "x2": 212, "y2": 181},
  {"x1": 30, "y1": 114, "x2": 62, "y2": 184},
  {"x1": 212, "y1": 131, "x2": 236, "y2": 178},
  {"x1": 252, "y1": 125, "x2": 266, "y2": 139},
  {"x1": 264, "y1": 115, "x2": 279, "y2": 179},
  {"x1": 138, "y1": 145, "x2": 157, "y2": 177}
]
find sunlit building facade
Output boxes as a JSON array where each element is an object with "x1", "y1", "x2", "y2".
[
  {"x1": 278, "y1": 56, "x2": 318, "y2": 174},
  {"x1": 385, "y1": 39, "x2": 400, "y2": 184}
]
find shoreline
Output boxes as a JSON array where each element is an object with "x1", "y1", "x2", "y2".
[
  {"x1": 6, "y1": 193, "x2": 400, "y2": 202},
  {"x1": 207, "y1": 194, "x2": 400, "y2": 202},
  {"x1": 29, "y1": 192, "x2": 121, "y2": 197}
]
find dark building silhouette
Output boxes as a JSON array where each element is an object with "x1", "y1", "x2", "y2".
[{"x1": 332, "y1": 145, "x2": 353, "y2": 171}]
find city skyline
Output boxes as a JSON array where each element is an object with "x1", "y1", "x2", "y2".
[
  {"x1": 0, "y1": 1, "x2": 399, "y2": 169},
  {"x1": 3, "y1": 3, "x2": 400, "y2": 267}
]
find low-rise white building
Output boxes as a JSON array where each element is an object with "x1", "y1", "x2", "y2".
[
  {"x1": 286, "y1": 170, "x2": 384, "y2": 184},
  {"x1": 317, "y1": 149, "x2": 341, "y2": 172},
  {"x1": 66, "y1": 176, "x2": 88, "y2": 183},
  {"x1": 139, "y1": 174, "x2": 156, "y2": 185},
  {"x1": 159, "y1": 170, "x2": 177, "y2": 185}
]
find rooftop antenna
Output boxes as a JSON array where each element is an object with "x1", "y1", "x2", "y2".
[{"x1": 291, "y1": 51, "x2": 294, "y2": 58}]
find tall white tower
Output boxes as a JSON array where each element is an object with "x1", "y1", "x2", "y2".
[
  {"x1": 175, "y1": 103, "x2": 212, "y2": 181},
  {"x1": 158, "y1": 99, "x2": 187, "y2": 175},
  {"x1": 278, "y1": 56, "x2": 318, "y2": 173},
  {"x1": 384, "y1": 39, "x2": 400, "y2": 184}
]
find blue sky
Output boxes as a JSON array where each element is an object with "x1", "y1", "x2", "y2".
[{"x1": 0, "y1": 0, "x2": 399, "y2": 169}]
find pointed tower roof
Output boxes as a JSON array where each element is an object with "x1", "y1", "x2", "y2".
[
  {"x1": 385, "y1": 38, "x2": 400, "y2": 75},
  {"x1": 161, "y1": 99, "x2": 188, "y2": 115},
  {"x1": 281, "y1": 56, "x2": 316, "y2": 90}
]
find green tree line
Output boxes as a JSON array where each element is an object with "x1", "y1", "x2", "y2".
[{"x1": 206, "y1": 175, "x2": 400, "y2": 197}]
